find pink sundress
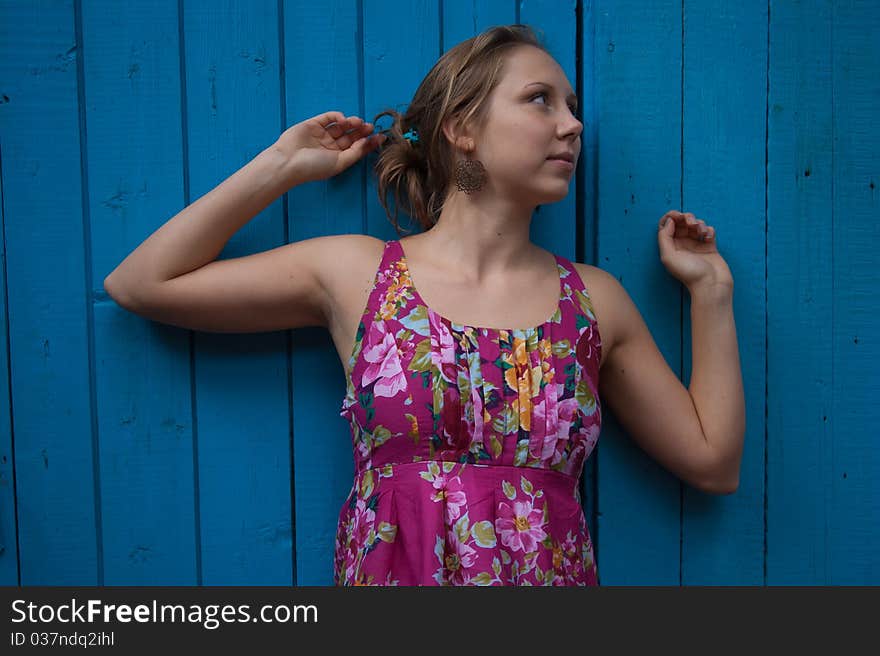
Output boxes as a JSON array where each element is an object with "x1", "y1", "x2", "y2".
[{"x1": 335, "y1": 239, "x2": 603, "y2": 585}]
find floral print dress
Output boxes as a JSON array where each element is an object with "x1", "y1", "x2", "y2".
[{"x1": 335, "y1": 239, "x2": 603, "y2": 585}]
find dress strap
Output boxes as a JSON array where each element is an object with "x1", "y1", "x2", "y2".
[
  {"x1": 360, "y1": 240, "x2": 400, "y2": 324},
  {"x1": 555, "y1": 254, "x2": 600, "y2": 327}
]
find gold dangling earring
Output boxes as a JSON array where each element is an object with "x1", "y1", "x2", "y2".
[{"x1": 454, "y1": 145, "x2": 486, "y2": 194}]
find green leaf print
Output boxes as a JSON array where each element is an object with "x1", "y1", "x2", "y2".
[
  {"x1": 471, "y1": 572, "x2": 494, "y2": 586},
  {"x1": 360, "y1": 470, "x2": 375, "y2": 497},
  {"x1": 502, "y1": 480, "x2": 516, "y2": 500},
  {"x1": 489, "y1": 435, "x2": 503, "y2": 459},
  {"x1": 492, "y1": 405, "x2": 517, "y2": 435},
  {"x1": 454, "y1": 514, "x2": 470, "y2": 544},
  {"x1": 405, "y1": 413, "x2": 419, "y2": 443},
  {"x1": 564, "y1": 363, "x2": 577, "y2": 393},
  {"x1": 471, "y1": 521, "x2": 497, "y2": 548},
  {"x1": 492, "y1": 557, "x2": 502, "y2": 576},
  {"x1": 400, "y1": 303, "x2": 430, "y2": 332},
  {"x1": 521, "y1": 475, "x2": 534, "y2": 495},
  {"x1": 575, "y1": 379, "x2": 596, "y2": 412},
  {"x1": 514, "y1": 440, "x2": 529, "y2": 466},
  {"x1": 433, "y1": 535, "x2": 445, "y2": 565},
  {"x1": 372, "y1": 425, "x2": 392, "y2": 446},
  {"x1": 551, "y1": 339, "x2": 573, "y2": 357},
  {"x1": 575, "y1": 288, "x2": 596, "y2": 318},
  {"x1": 377, "y1": 521, "x2": 397, "y2": 543},
  {"x1": 409, "y1": 336, "x2": 433, "y2": 374},
  {"x1": 525, "y1": 330, "x2": 539, "y2": 350}
]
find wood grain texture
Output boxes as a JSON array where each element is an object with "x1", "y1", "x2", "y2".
[
  {"x1": 285, "y1": 0, "x2": 363, "y2": 586},
  {"x1": 85, "y1": 0, "x2": 195, "y2": 584},
  {"x1": 680, "y1": 0, "x2": 765, "y2": 585},
  {"x1": 183, "y1": 0, "x2": 292, "y2": 586},
  {"x1": 0, "y1": 0, "x2": 876, "y2": 585},
  {"x1": 0, "y1": 0, "x2": 98, "y2": 585},
  {"x1": 594, "y1": 0, "x2": 683, "y2": 585}
]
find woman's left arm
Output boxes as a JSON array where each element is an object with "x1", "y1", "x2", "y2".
[
  {"x1": 658, "y1": 210, "x2": 746, "y2": 492},
  {"x1": 592, "y1": 210, "x2": 745, "y2": 495}
]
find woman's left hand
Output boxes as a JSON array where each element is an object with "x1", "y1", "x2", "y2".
[{"x1": 657, "y1": 210, "x2": 734, "y2": 292}]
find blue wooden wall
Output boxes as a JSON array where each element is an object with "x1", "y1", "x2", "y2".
[{"x1": 0, "y1": 0, "x2": 876, "y2": 585}]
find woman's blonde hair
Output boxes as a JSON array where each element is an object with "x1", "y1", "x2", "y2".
[{"x1": 372, "y1": 24, "x2": 548, "y2": 235}]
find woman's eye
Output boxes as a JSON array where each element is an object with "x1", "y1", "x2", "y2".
[{"x1": 531, "y1": 91, "x2": 578, "y2": 114}]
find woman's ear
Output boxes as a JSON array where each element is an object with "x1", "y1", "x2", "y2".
[{"x1": 441, "y1": 114, "x2": 474, "y2": 150}]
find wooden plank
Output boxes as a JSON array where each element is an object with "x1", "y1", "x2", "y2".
[
  {"x1": 0, "y1": 128, "x2": 14, "y2": 585},
  {"x1": 520, "y1": 1, "x2": 579, "y2": 258},
  {"x1": 442, "y1": 0, "x2": 513, "y2": 49},
  {"x1": 182, "y1": 0, "x2": 292, "y2": 585},
  {"x1": 828, "y1": 0, "x2": 879, "y2": 584},
  {"x1": 285, "y1": 0, "x2": 368, "y2": 585},
  {"x1": 594, "y1": 0, "x2": 682, "y2": 584},
  {"x1": 0, "y1": 0, "x2": 98, "y2": 584},
  {"x1": 766, "y1": 0, "x2": 834, "y2": 585},
  {"x1": 364, "y1": 0, "x2": 439, "y2": 241},
  {"x1": 680, "y1": 0, "x2": 766, "y2": 584},
  {"x1": 86, "y1": 0, "x2": 196, "y2": 583}
]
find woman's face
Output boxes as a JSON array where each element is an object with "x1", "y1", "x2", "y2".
[{"x1": 471, "y1": 45, "x2": 582, "y2": 207}]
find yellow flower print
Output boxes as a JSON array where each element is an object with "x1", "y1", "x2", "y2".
[
  {"x1": 503, "y1": 358, "x2": 517, "y2": 391},
  {"x1": 529, "y1": 363, "x2": 542, "y2": 397},
  {"x1": 512, "y1": 337, "x2": 528, "y2": 366},
  {"x1": 379, "y1": 301, "x2": 394, "y2": 321},
  {"x1": 537, "y1": 338, "x2": 552, "y2": 360},
  {"x1": 518, "y1": 375, "x2": 532, "y2": 432}
]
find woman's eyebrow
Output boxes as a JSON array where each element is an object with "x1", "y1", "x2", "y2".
[{"x1": 522, "y1": 81, "x2": 577, "y2": 104}]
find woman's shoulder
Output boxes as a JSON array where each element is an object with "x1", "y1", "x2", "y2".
[
  {"x1": 319, "y1": 233, "x2": 388, "y2": 289},
  {"x1": 567, "y1": 260, "x2": 613, "y2": 301}
]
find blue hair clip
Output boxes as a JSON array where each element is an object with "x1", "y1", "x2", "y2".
[{"x1": 403, "y1": 128, "x2": 420, "y2": 144}]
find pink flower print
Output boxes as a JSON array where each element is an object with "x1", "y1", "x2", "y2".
[
  {"x1": 444, "y1": 529, "x2": 478, "y2": 583},
  {"x1": 428, "y1": 310, "x2": 458, "y2": 383},
  {"x1": 529, "y1": 397, "x2": 558, "y2": 460},
  {"x1": 554, "y1": 387, "x2": 580, "y2": 438},
  {"x1": 578, "y1": 421, "x2": 601, "y2": 458},
  {"x1": 429, "y1": 473, "x2": 467, "y2": 522},
  {"x1": 396, "y1": 334, "x2": 415, "y2": 364},
  {"x1": 361, "y1": 323, "x2": 407, "y2": 398},
  {"x1": 495, "y1": 499, "x2": 547, "y2": 553},
  {"x1": 350, "y1": 497, "x2": 376, "y2": 547}
]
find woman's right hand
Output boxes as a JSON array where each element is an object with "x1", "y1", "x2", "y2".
[{"x1": 273, "y1": 111, "x2": 387, "y2": 184}]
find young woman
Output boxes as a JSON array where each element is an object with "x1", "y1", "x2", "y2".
[{"x1": 104, "y1": 25, "x2": 745, "y2": 586}]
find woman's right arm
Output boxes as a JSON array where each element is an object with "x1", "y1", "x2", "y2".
[{"x1": 103, "y1": 111, "x2": 385, "y2": 333}]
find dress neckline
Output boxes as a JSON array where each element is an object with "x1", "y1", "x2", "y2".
[{"x1": 392, "y1": 239, "x2": 564, "y2": 333}]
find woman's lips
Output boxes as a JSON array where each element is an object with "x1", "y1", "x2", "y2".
[{"x1": 547, "y1": 157, "x2": 574, "y2": 170}]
